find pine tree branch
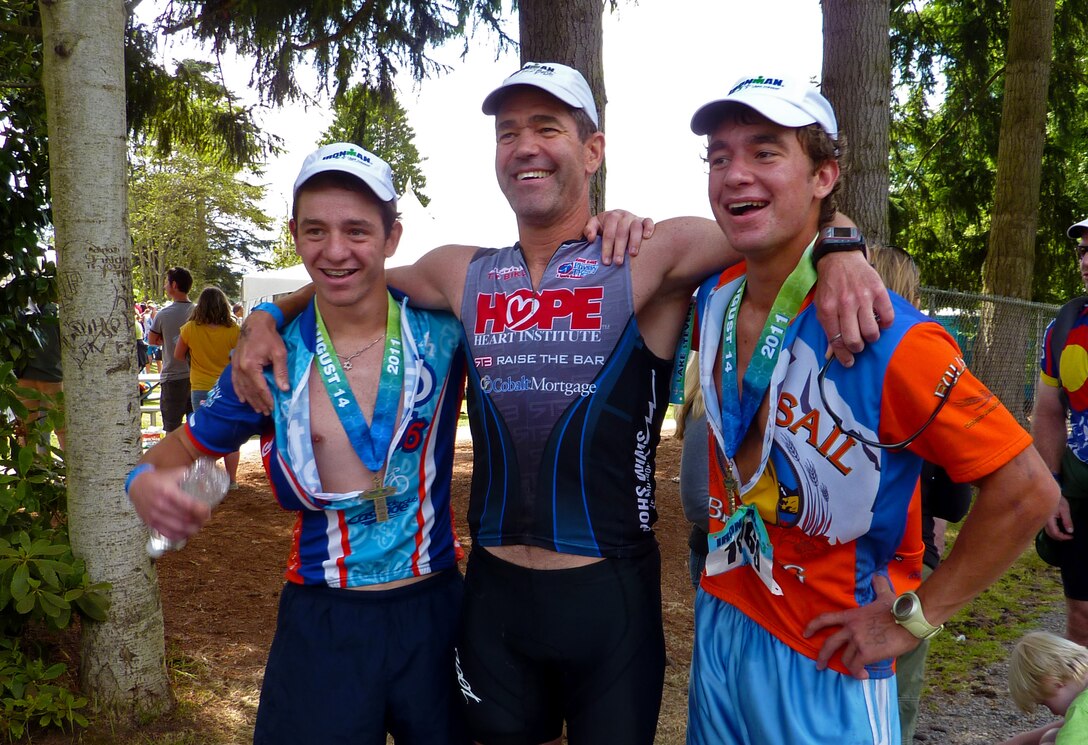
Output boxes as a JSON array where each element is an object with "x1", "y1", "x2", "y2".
[
  {"x1": 290, "y1": 0, "x2": 379, "y2": 52},
  {"x1": 159, "y1": 0, "x2": 242, "y2": 35},
  {"x1": 915, "y1": 65, "x2": 1005, "y2": 169}
]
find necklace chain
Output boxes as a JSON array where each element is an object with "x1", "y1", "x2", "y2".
[{"x1": 336, "y1": 334, "x2": 385, "y2": 371}]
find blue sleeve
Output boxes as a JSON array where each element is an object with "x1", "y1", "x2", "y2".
[
  {"x1": 1040, "y1": 318, "x2": 1057, "y2": 377},
  {"x1": 185, "y1": 363, "x2": 268, "y2": 454}
]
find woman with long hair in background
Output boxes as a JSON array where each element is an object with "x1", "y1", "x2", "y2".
[{"x1": 175, "y1": 286, "x2": 242, "y2": 488}]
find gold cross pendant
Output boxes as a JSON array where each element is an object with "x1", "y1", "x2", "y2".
[{"x1": 361, "y1": 471, "x2": 396, "y2": 522}]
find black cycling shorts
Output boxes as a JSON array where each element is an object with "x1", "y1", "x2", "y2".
[
  {"x1": 1058, "y1": 449, "x2": 1088, "y2": 600},
  {"x1": 455, "y1": 545, "x2": 665, "y2": 745}
]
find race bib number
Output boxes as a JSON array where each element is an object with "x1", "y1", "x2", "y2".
[{"x1": 705, "y1": 504, "x2": 783, "y2": 596}]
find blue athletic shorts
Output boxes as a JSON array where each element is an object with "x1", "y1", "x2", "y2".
[
  {"x1": 688, "y1": 589, "x2": 899, "y2": 745},
  {"x1": 254, "y1": 570, "x2": 468, "y2": 745},
  {"x1": 456, "y1": 546, "x2": 665, "y2": 745}
]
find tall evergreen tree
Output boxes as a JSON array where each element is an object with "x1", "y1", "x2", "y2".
[
  {"x1": 319, "y1": 85, "x2": 430, "y2": 206},
  {"x1": 890, "y1": 0, "x2": 1088, "y2": 302},
  {"x1": 975, "y1": 0, "x2": 1056, "y2": 415},
  {"x1": 130, "y1": 150, "x2": 274, "y2": 301}
]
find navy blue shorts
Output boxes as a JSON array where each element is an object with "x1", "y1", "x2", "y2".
[
  {"x1": 455, "y1": 546, "x2": 665, "y2": 745},
  {"x1": 254, "y1": 570, "x2": 467, "y2": 745}
]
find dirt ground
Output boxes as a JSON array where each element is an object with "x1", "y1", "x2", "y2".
[{"x1": 81, "y1": 432, "x2": 697, "y2": 744}]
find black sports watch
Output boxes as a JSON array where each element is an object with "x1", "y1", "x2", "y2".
[{"x1": 812, "y1": 226, "x2": 868, "y2": 264}]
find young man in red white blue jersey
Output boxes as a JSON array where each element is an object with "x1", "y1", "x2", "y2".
[{"x1": 127, "y1": 143, "x2": 469, "y2": 744}]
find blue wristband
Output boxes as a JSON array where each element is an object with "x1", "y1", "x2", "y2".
[
  {"x1": 252, "y1": 302, "x2": 286, "y2": 331},
  {"x1": 125, "y1": 463, "x2": 156, "y2": 495}
]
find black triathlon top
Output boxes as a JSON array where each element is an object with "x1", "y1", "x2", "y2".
[{"x1": 460, "y1": 238, "x2": 671, "y2": 559}]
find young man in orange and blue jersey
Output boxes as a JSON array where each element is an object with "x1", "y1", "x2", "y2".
[{"x1": 686, "y1": 74, "x2": 1057, "y2": 744}]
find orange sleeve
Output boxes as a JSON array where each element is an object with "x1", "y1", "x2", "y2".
[{"x1": 879, "y1": 322, "x2": 1031, "y2": 484}]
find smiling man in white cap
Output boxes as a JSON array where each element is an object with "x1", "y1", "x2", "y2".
[
  {"x1": 1030, "y1": 216, "x2": 1088, "y2": 656},
  {"x1": 686, "y1": 75, "x2": 1056, "y2": 744},
  {"x1": 230, "y1": 63, "x2": 892, "y2": 744},
  {"x1": 127, "y1": 143, "x2": 470, "y2": 744}
]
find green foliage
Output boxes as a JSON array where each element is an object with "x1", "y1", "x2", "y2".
[
  {"x1": 890, "y1": 0, "x2": 1088, "y2": 302},
  {"x1": 130, "y1": 150, "x2": 274, "y2": 301},
  {"x1": 127, "y1": 37, "x2": 279, "y2": 171},
  {"x1": 321, "y1": 85, "x2": 431, "y2": 205},
  {"x1": 267, "y1": 218, "x2": 301, "y2": 269},
  {"x1": 0, "y1": 4, "x2": 58, "y2": 376},
  {"x1": 0, "y1": 638, "x2": 89, "y2": 742},
  {"x1": 0, "y1": 367, "x2": 110, "y2": 742},
  {"x1": 156, "y1": 0, "x2": 514, "y2": 106},
  {"x1": 4, "y1": 0, "x2": 277, "y2": 309}
]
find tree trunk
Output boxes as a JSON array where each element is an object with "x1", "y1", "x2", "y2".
[
  {"x1": 976, "y1": 0, "x2": 1056, "y2": 425},
  {"x1": 981, "y1": 0, "x2": 1055, "y2": 301},
  {"x1": 38, "y1": 0, "x2": 173, "y2": 719},
  {"x1": 519, "y1": 0, "x2": 607, "y2": 214},
  {"x1": 821, "y1": 0, "x2": 891, "y2": 247}
]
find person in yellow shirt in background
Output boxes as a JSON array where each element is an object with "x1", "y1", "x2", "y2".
[{"x1": 176, "y1": 286, "x2": 241, "y2": 488}]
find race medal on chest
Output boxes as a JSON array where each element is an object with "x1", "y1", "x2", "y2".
[
  {"x1": 705, "y1": 466, "x2": 782, "y2": 596},
  {"x1": 360, "y1": 468, "x2": 396, "y2": 523},
  {"x1": 314, "y1": 295, "x2": 405, "y2": 521}
]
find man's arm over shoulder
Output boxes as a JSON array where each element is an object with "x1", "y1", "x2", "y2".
[
  {"x1": 233, "y1": 245, "x2": 478, "y2": 410},
  {"x1": 386, "y1": 244, "x2": 478, "y2": 314},
  {"x1": 629, "y1": 215, "x2": 892, "y2": 365},
  {"x1": 627, "y1": 216, "x2": 731, "y2": 300}
]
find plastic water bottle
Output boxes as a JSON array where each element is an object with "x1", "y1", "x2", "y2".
[{"x1": 146, "y1": 458, "x2": 230, "y2": 558}]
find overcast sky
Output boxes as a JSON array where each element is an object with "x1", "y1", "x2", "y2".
[{"x1": 138, "y1": 0, "x2": 824, "y2": 263}]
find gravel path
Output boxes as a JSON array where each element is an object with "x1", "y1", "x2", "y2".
[{"x1": 914, "y1": 605, "x2": 1066, "y2": 743}]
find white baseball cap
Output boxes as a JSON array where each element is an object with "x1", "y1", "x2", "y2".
[
  {"x1": 293, "y1": 143, "x2": 397, "y2": 203},
  {"x1": 482, "y1": 62, "x2": 599, "y2": 128},
  {"x1": 690, "y1": 74, "x2": 838, "y2": 138},
  {"x1": 1068, "y1": 218, "x2": 1088, "y2": 239}
]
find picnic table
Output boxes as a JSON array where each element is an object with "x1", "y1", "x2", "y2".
[
  {"x1": 138, "y1": 373, "x2": 161, "y2": 405},
  {"x1": 139, "y1": 373, "x2": 164, "y2": 436}
]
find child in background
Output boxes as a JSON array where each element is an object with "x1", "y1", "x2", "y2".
[{"x1": 999, "y1": 631, "x2": 1088, "y2": 744}]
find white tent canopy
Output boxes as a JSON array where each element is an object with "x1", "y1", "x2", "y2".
[
  {"x1": 241, "y1": 263, "x2": 311, "y2": 309},
  {"x1": 241, "y1": 182, "x2": 444, "y2": 308}
]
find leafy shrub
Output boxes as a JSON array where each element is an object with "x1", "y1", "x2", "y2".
[
  {"x1": 0, "y1": 638, "x2": 89, "y2": 742},
  {"x1": 0, "y1": 366, "x2": 111, "y2": 741}
]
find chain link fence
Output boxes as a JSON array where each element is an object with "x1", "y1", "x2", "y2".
[{"x1": 918, "y1": 287, "x2": 1061, "y2": 427}]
